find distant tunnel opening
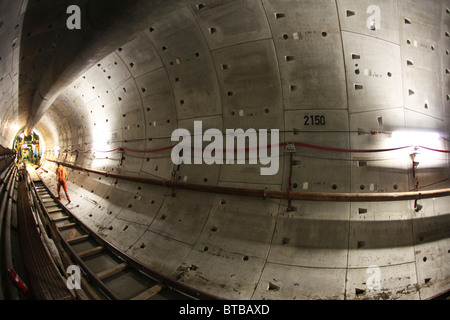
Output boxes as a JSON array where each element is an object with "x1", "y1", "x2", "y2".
[{"x1": 12, "y1": 129, "x2": 45, "y2": 168}]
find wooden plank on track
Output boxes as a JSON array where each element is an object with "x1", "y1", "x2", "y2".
[
  {"x1": 78, "y1": 246, "x2": 103, "y2": 258},
  {"x1": 131, "y1": 284, "x2": 165, "y2": 300},
  {"x1": 57, "y1": 222, "x2": 77, "y2": 230},
  {"x1": 67, "y1": 234, "x2": 89, "y2": 244},
  {"x1": 97, "y1": 263, "x2": 127, "y2": 280}
]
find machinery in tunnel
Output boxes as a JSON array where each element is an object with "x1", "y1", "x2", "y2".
[
  {"x1": 12, "y1": 130, "x2": 43, "y2": 168},
  {"x1": 0, "y1": 0, "x2": 449, "y2": 301}
]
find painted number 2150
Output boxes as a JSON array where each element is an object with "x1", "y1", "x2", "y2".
[{"x1": 304, "y1": 115, "x2": 326, "y2": 126}]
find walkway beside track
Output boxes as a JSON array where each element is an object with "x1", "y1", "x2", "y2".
[{"x1": 16, "y1": 168, "x2": 74, "y2": 300}]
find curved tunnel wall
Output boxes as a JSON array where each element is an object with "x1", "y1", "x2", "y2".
[
  {"x1": 2, "y1": 0, "x2": 450, "y2": 299},
  {"x1": 0, "y1": 0, "x2": 27, "y2": 147}
]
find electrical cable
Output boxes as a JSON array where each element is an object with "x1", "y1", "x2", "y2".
[{"x1": 61, "y1": 142, "x2": 432, "y2": 155}]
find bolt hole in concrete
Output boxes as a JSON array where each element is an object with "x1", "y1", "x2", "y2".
[
  {"x1": 285, "y1": 56, "x2": 295, "y2": 62},
  {"x1": 358, "y1": 161, "x2": 367, "y2": 167},
  {"x1": 267, "y1": 282, "x2": 280, "y2": 291},
  {"x1": 243, "y1": 256, "x2": 249, "y2": 261},
  {"x1": 355, "y1": 288, "x2": 366, "y2": 295},
  {"x1": 359, "y1": 208, "x2": 368, "y2": 215}
]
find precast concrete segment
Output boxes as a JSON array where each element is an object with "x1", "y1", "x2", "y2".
[
  {"x1": 2, "y1": 0, "x2": 450, "y2": 300},
  {"x1": 0, "y1": 0, "x2": 27, "y2": 146},
  {"x1": 21, "y1": 0, "x2": 192, "y2": 134},
  {"x1": 42, "y1": 158, "x2": 450, "y2": 202}
]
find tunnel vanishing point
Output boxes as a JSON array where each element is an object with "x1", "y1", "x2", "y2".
[{"x1": 0, "y1": 0, "x2": 450, "y2": 300}]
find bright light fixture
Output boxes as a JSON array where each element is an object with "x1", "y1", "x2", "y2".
[
  {"x1": 92, "y1": 138, "x2": 109, "y2": 152},
  {"x1": 392, "y1": 130, "x2": 440, "y2": 146}
]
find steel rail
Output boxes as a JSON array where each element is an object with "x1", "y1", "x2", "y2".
[
  {"x1": 30, "y1": 172, "x2": 221, "y2": 300},
  {"x1": 47, "y1": 159, "x2": 450, "y2": 203},
  {"x1": 26, "y1": 173, "x2": 101, "y2": 300},
  {"x1": 30, "y1": 178, "x2": 131, "y2": 300}
]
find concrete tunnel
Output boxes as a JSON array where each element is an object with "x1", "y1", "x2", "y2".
[{"x1": 0, "y1": 0, "x2": 449, "y2": 300}]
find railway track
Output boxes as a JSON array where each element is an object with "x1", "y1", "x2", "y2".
[{"x1": 28, "y1": 173, "x2": 215, "y2": 300}]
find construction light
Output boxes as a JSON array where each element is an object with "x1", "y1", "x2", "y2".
[{"x1": 391, "y1": 130, "x2": 440, "y2": 147}]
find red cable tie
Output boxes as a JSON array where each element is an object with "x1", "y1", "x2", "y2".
[{"x1": 4, "y1": 263, "x2": 32, "y2": 297}]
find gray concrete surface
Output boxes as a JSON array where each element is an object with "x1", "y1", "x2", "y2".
[{"x1": 1, "y1": 0, "x2": 449, "y2": 299}]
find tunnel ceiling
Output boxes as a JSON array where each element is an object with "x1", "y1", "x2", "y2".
[{"x1": 1, "y1": 0, "x2": 450, "y2": 300}]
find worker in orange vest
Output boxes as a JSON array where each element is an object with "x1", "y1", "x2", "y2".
[{"x1": 56, "y1": 163, "x2": 71, "y2": 204}]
